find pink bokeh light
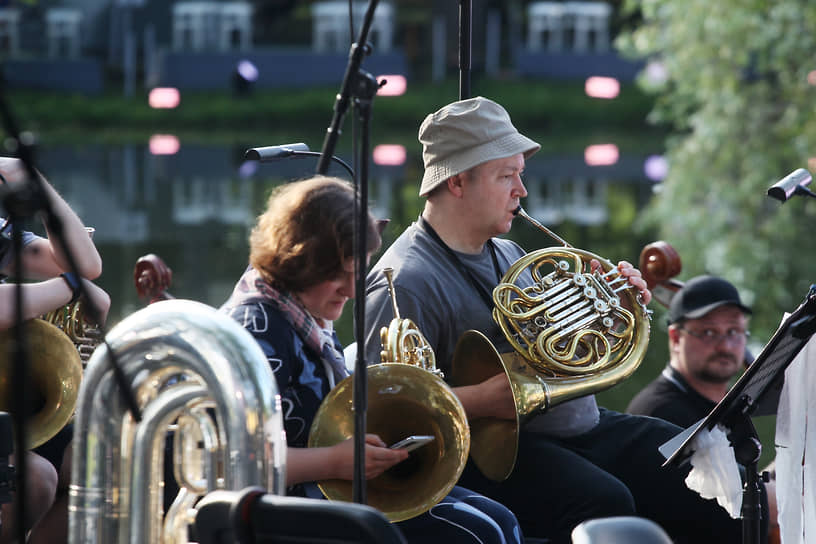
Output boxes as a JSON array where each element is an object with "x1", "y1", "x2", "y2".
[
  {"x1": 584, "y1": 144, "x2": 619, "y2": 166},
  {"x1": 585, "y1": 76, "x2": 620, "y2": 99},
  {"x1": 148, "y1": 87, "x2": 181, "y2": 109},
  {"x1": 372, "y1": 144, "x2": 407, "y2": 166},
  {"x1": 376, "y1": 75, "x2": 408, "y2": 96},
  {"x1": 149, "y1": 134, "x2": 180, "y2": 155}
]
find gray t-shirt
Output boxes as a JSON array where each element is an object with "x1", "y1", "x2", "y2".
[
  {"x1": 0, "y1": 219, "x2": 40, "y2": 278},
  {"x1": 364, "y1": 218, "x2": 599, "y2": 437}
]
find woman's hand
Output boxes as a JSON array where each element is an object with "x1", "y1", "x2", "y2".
[{"x1": 330, "y1": 434, "x2": 409, "y2": 480}]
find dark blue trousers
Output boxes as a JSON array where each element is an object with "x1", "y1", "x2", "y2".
[
  {"x1": 398, "y1": 485, "x2": 523, "y2": 544},
  {"x1": 459, "y1": 409, "x2": 766, "y2": 544}
]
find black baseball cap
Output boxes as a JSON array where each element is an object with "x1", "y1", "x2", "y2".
[{"x1": 668, "y1": 275, "x2": 752, "y2": 324}]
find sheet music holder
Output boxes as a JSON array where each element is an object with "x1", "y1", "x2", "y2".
[{"x1": 660, "y1": 285, "x2": 816, "y2": 544}]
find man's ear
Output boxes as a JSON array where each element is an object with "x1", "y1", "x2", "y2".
[
  {"x1": 446, "y1": 173, "x2": 466, "y2": 198},
  {"x1": 667, "y1": 325, "x2": 681, "y2": 348}
]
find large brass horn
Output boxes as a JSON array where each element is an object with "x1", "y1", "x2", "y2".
[
  {"x1": 451, "y1": 206, "x2": 651, "y2": 481},
  {"x1": 0, "y1": 318, "x2": 83, "y2": 449},
  {"x1": 308, "y1": 268, "x2": 470, "y2": 522},
  {"x1": 0, "y1": 295, "x2": 103, "y2": 450},
  {"x1": 68, "y1": 299, "x2": 285, "y2": 543}
]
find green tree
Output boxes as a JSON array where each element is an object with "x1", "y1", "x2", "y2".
[{"x1": 617, "y1": 0, "x2": 816, "y2": 341}]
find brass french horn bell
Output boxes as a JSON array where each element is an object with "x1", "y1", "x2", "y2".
[
  {"x1": 308, "y1": 268, "x2": 470, "y2": 522},
  {"x1": 0, "y1": 318, "x2": 83, "y2": 449},
  {"x1": 451, "y1": 206, "x2": 651, "y2": 481}
]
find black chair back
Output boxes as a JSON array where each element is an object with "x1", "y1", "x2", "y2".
[{"x1": 194, "y1": 487, "x2": 407, "y2": 544}]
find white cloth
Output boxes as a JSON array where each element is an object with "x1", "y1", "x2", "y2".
[
  {"x1": 775, "y1": 332, "x2": 816, "y2": 544},
  {"x1": 685, "y1": 424, "x2": 744, "y2": 518}
]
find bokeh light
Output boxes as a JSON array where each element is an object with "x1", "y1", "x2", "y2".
[
  {"x1": 373, "y1": 144, "x2": 406, "y2": 166},
  {"x1": 148, "y1": 87, "x2": 181, "y2": 109},
  {"x1": 376, "y1": 75, "x2": 407, "y2": 96},
  {"x1": 149, "y1": 134, "x2": 180, "y2": 155},
  {"x1": 584, "y1": 144, "x2": 619, "y2": 166},
  {"x1": 644, "y1": 155, "x2": 669, "y2": 181},
  {"x1": 585, "y1": 76, "x2": 620, "y2": 99}
]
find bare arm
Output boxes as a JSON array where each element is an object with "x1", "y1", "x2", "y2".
[
  {"x1": 0, "y1": 279, "x2": 110, "y2": 330},
  {"x1": 285, "y1": 434, "x2": 408, "y2": 487},
  {"x1": 453, "y1": 373, "x2": 516, "y2": 420},
  {"x1": 0, "y1": 158, "x2": 102, "y2": 280}
]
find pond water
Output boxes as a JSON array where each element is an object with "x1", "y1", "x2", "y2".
[
  {"x1": 29, "y1": 140, "x2": 659, "y2": 328},
  {"x1": 19, "y1": 137, "x2": 690, "y2": 414}
]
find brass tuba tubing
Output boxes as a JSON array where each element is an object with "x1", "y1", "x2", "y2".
[{"x1": 68, "y1": 300, "x2": 286, "y2": 543}]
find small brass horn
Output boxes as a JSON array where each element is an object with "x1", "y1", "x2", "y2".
[{"x1": 309, "y1": 267, "x2": 470, "y2": 521}]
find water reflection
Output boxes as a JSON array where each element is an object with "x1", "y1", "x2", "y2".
[{"x1": 31, "y1": 141, "x2": 658, "y2": 345}]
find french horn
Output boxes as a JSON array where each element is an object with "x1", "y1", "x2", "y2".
[
  {"x1": 451, "y1": 206, "x2": 651, "y2": 481},
  {"x1": 308, "y1": 268, "x2": 470, "y2": 522}
]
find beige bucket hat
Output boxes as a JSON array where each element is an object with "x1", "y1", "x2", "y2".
[{"x1": 418, "y1": 96, "x2": 541, "y2": 196}]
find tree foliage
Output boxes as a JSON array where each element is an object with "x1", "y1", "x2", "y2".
[{"x1": 617, "y1": 0, "x2": 816, "y2": 340}]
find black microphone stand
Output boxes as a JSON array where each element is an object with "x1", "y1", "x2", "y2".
[
  {"x1": 0, "y1": 84, "x2": 143, "y2": 543},
  {"x1": 459, "y1": 0, "x2": 472, "y2": 100},
  {"x1": 316, "y1": 0, "x2": 381, "y2": 506}
]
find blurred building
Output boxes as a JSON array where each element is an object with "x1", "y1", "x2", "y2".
[{"x1": 0, "y1": 0, "x2": 640, "y2": 94}]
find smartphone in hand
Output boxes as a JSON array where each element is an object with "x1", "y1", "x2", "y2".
[{"x1": 388, "y1": 435, "x2": 435, "y2": 453}]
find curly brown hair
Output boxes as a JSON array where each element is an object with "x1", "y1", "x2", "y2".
[{"x1": 249, "y1": 176, "x2": 381, "y2": 293}]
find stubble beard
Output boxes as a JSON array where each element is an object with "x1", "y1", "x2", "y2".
[{"x1": 695, "y1": 353, "x2": 739, "y2": 384}]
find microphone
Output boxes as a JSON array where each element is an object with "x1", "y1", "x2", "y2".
[
  {"x1": 244, "y1": 143, "x2": 310, "y2": 162},
  {"x1": 767, "y1": 168, "x2": 816, "y2": 201},
  {"x1": 243, "y1": 142, "x2": 355, "y2": 180}
]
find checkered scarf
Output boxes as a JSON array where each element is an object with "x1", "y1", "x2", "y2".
[{"x1": 227, "y1": 266, "x2": 349, "y2": 384}]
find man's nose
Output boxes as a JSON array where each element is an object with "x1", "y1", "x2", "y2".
[{"x1": 514, "y1": 176, "x2": 528, "y2": 198}]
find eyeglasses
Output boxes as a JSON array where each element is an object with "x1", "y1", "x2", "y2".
[{"x1": 678, "y1": 326, "x2": 750, "y2": 344}]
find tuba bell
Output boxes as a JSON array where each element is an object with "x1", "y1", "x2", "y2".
[
  {"x1": 0, "y1": 318, "x2": 83, "y2": 449},
  {"x1": 451, "y1": 206, "x2": 651, "y2": 481},
  {"x1": 308, "y1": 268, "x2": 470, "y2": 522},
  {"x1": 0, "y1": 289, "x2": 104, "y2": 449},
  {"x1": 68, "y1": 299, "x2": 286, "y2": 543},
  {"x1": 0, "y1": 227, "x2": 104, "y2": 449}
]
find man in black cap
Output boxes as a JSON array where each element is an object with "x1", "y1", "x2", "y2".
[
  {"x1": 628, "y1": 277, "x2": 779, "y2": 539},
  {"x1": 627, "y1": 275, "x2": 751, "y2": 428}
]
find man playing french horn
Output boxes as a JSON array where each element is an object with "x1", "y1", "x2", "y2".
[
  {"x1": 0, "y1": 157, "x2": 110, "y2": 544},
  {"x1": 363, "y1": 97, "x2": 751, "y2": 543}
]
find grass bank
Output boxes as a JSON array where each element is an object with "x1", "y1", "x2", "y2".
[{"x1": 5, "y1": 76, "x2": 667, "y2": 150}]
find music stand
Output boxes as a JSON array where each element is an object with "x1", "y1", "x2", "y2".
[{"x1": 660, "y1": 286, "x2": 816, "y2": 544}]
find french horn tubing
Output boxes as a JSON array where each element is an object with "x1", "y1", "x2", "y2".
[
  {"x1": 308, "y1": 268, "x2": 470, "y2": 522},
  {"x1": 451, "y1": 206, "x2": 651, "y2": 481}
]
